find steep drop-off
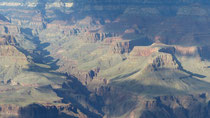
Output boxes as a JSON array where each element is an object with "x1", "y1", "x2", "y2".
[{"x1": 0, "y1": 0, "x2": 210, "y2": 118}]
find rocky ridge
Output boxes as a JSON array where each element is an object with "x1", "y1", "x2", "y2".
[{"x1": 0, "y1": 0, "x2": 210, "y2": 118}]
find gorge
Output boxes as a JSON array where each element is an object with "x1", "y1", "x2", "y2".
[{"x1": 0, "y1": 0, "x2": 210, "y2": 118}]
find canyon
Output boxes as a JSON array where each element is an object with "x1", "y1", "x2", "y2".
[{"x1": 0, "y1": 0, "x2": 210, "y2": 118}]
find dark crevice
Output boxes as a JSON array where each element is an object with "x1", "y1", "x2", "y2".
[
  {"x1": 54, "y1": 75, "x2": 104, "y2": 118},
  {"x1": 19, "y1": 27, "x2": 59, "y2": 70}
]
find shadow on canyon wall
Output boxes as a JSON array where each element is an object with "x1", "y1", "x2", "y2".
[
  {"x1": 16, "y1": 28, "x2": 104, "y2": 118},
  {"x1": 18, "y1": 27, "x2": 59, "y2": 71},
  {"x1": 54, "y1": 75, "x2": 104, "y2": 118}
]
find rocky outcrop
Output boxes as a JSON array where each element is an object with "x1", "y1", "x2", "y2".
[
  {"x1": 148, "y1": 53, "x2": 179, "y2": 71},
  {"x1": 104, "y1": 37, "x2": 130, "y2": 54},
  {"x1": 86, "y1": 32, "x2": 115, "y2": 42},
  {"x1": 139, "y1": 94, "x2": 210, "y2": 118},
  {"x1": 110, "y1": 40, "x2": 130, "y2": 54},
  {"x1": 130, "y1": 46, "x2": 159, "y2": 57}
]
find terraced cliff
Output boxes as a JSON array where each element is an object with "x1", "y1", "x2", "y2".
[{"x1": 0, "y1": 0, "x2": 210, "y2": 118}]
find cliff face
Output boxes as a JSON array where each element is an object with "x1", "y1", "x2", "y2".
[
  {"x1": 37, "y1": 1, "x2": 210, "y2": 117},
  {"x1": 139, "y1": 94, "x2": 210, "y2": 118},
  {"x1": 0, "y1": 0, "x2": 210, "y2": 118}
]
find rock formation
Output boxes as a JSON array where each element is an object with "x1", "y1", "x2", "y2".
[{"x1": 0, "y1": 0, "x2": 210, "y2": 118}]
